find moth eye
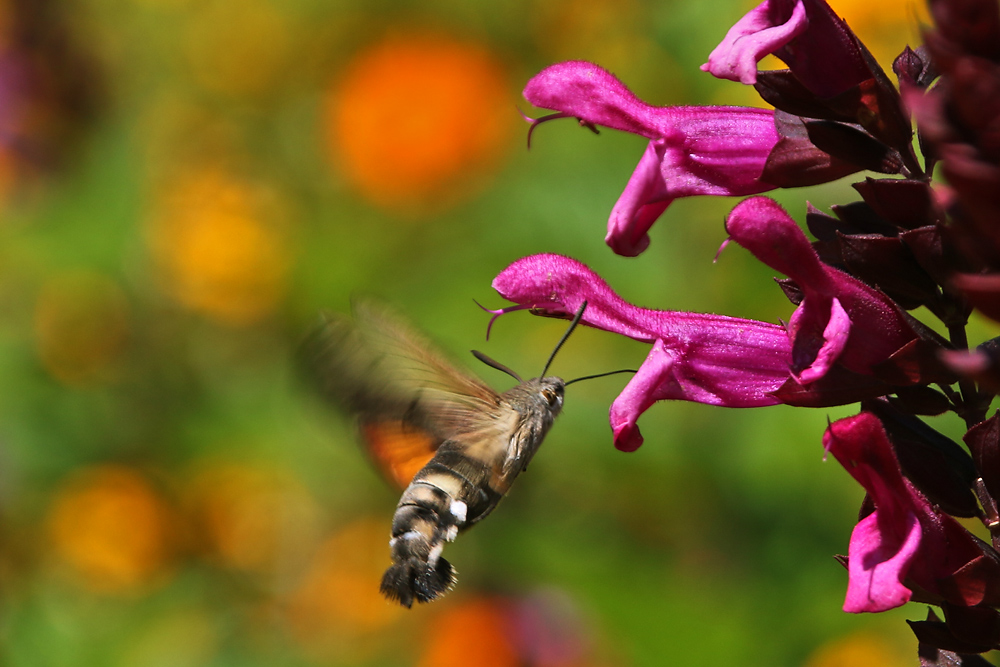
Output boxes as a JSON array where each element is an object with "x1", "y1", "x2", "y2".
[{"x1": 542, "y1": 388, "x2": 560, "y2": 406}]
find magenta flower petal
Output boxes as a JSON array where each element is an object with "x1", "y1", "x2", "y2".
[
  {"x1": 701, "y1": 0, "x2": 809, "y2": 85},
  {"x1": 606, "y1": 143, "x2": 670, "y2": 256},
  {"x1": 824, "y1": 413, "x2": 925, "y2": 612},
  {"x1": 702, "y1": 0, "x2": 872, "y2": 98},
  {"x1": 523, "y1": 60, "x2": 665, "y2": 138},
  {"x1": 523, "y1": 62, "x2": 781, "y2": 256},
  {"x1": 492, "y1": 253, "x2": 650, "y2": 340},
  {"x1": 609, "y1": 340, "x2": 675, "y2": 452},
  {"x1": 726, "y1": 197, "x2": 918, "y2": 381},
  {"x1": 603, "y1": 107, "x2": 781, "y2": 256},
  {"x1": 844, "y1": 511, "x2": 922, "y2": 612},
  {"x1": 824, "y1": 413, "x2": 985, "y2": 612},
  {"x1": 493, "y1": 254, "x2": 793, "y2": 449},
  {"x1": 794, "y1": 296, "x2": 851, "y2": 384}
]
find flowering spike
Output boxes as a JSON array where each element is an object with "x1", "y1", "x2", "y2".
[{"x1": 492, "y1": 0, "x2": 1000, "y2": 652}]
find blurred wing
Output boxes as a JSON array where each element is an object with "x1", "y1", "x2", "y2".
[
  {"x1": 359, "y1": 420, "x2": 439, "y2": 490},
  {"x1": 301, "y1": 300, "x2": 508, "y2": 487}
]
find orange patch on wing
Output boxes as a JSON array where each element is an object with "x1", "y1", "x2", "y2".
[{"x1": 361, "y1": 421, "x2": 438, "y2": 489}]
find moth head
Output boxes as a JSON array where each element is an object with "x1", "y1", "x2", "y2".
[{"x1": 538, "y1": 377, "x2": 565, "y2": 412}]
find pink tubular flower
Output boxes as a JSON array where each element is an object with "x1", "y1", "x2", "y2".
[
  {"x1": 725, "y1": 197, "x2": 918, "y2": 384},
  {"x1": 523, "y1": 61, "x2": 781, "y2": 256},
  {"x1": 701, "y1": 0, "x2": 871, "y2": 98},
  {"x1": 824, "y1": 413, "x2": 983, "y2": 612},
  {"x1": 491, "y1": 253, "x2": 792, "y2": 451}
]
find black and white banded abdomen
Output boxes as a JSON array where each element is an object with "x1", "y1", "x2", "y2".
[{"x1": 380, "y1": 442, "x2": 504, "y2": 607}]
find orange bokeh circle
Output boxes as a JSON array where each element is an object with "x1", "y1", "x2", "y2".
[
  {"x1": 47, "y1": 465, "x2": 175, "y2": 593},
  {"x1": 329, "y1": 33, "x2": 514, "y2": 212}
]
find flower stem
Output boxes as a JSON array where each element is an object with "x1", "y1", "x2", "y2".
[{"x1": 948, "y1": 323, "x2": 987, "y2": 427}]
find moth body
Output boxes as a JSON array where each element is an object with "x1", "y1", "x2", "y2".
[
  {"x1": 381, "y1": 377, "x2": 564, "y2": 606},
  {"x1": 301, "y1": 301, "x2": 578, "y2": 607}
]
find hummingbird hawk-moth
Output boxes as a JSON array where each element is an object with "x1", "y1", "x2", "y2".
[{"x1": 302, "y1": 300, "x2": 591, "y2": 607}]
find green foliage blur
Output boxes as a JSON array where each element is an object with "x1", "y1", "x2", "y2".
[{"x1": 0, "y1": 0, "x2": 942, "y2": 665}]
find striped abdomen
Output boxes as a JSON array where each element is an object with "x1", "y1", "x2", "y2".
[
  {"x1": 380, "y1": 441, "x2": 506, "y2": 607},
  {"x1": 380, "y1": 376, "x2": 563, "y2": 607}
]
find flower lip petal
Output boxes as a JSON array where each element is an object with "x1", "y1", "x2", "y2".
[
  {"x1": 843, "y1": 511, "x2": 921, "y2": 612},
  {"x1": 613, "y1": 422, "x2": 644, "y2": 452},
  {"x1": 701, "y1": 0, "x2": 809, "y2": 85},
  {"x1": 606, "y1": 142, "x2": 670, "y2": 256},
  {"x1": 608, "y1": 340, "x2": 676, "y2": 452},
  {"x1": 825, "y1": 413, "x2": 986, "y2": 611},
  {"x1": 702, "y1": 0, "x2": 873, "y2": 98},
  {"x1": 793, "y1": 296, "x2": 851, "y2": 383},
  {"x1": 825, "y1": 413, "x2": 922, "y2": 612}
]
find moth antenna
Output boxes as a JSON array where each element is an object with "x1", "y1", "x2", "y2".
[
  {"x1": 565, "y1": 368, "x2": 638, "y2": 386},
  {"x1": 471, "y1": 350, "x2": 523, "y2": 382},
  {"x1": 540, "y1": 301, "x2": 587, "y2": 378}
]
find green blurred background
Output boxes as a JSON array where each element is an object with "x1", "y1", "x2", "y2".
[{"x1": 0, "y1": 0, "x2": 957, "y2": 665}]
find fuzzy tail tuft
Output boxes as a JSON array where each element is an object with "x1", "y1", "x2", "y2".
[{"x1": 380, "y1": 557, "x2": 456, "y2": 608}]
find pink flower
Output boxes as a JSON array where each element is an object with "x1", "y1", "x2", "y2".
[
  {"x1": 824, "y1": 413, "x2": 983, "y2": 612},
  {"x1": 701, "y1": 0, "x2": 871, "y2": 98},
  {"x1": 491, "y1": 253, "x2": 792, "y2": 451},
  {"x1": 725, "y1": 196, "x2": 919, "y2": 383},
  {"x1": 523, "y1": 61, "x2": 781, "y2": 256}
]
